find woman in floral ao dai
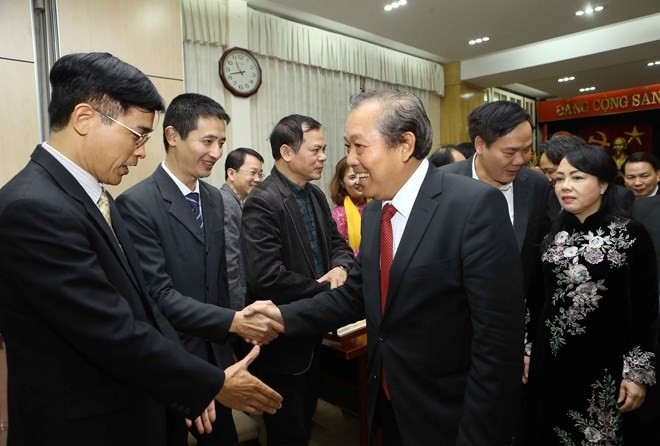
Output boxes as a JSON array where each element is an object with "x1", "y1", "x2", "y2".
[{"x1": 523, "y1": 145, "x2": 657, "y2": 445}]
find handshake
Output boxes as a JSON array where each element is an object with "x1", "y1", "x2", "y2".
[{"x1": 229, "y1": 300, "x2": 286, "y2": 345}]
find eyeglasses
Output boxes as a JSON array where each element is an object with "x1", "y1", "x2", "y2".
[
  {"x1": 237, "y1": 169, "x2": 265, "y2": 179},
  {"x1": 95, "y1": 110, "x2": 152, "y2": 147}
]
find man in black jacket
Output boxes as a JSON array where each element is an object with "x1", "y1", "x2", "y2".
[{"x1": 241, "y1": 114, "x2": 354, "y2": 445}]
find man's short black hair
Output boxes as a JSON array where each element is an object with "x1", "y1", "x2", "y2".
[
  {"x1": 468, "y1": 101, "x2": 532, "y2": 147},
  {"x1": 162, "y1": 93, "x2": 230, "y2": 152},
  {"x1": 269, "y1": 114, "x2": 321, "y2": 160},
  {"x1": 225, "y1": 147, "x2": 264, "y2": 180},
  {"x1": 48, "y1": 52, "x2": 165, "y2": 131},
  {"x1": 621, "y1": 151, "x2": 660, "y2": 174},
  {"x1": 538, "y1": 134, "x2": 587, "y2": 165}
]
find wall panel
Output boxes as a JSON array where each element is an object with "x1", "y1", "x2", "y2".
[
  {"x1": 0, "y1": 1, "x2": 34, "y2": 61},
  {"x1": 57, "y1": 0, "x2": 183, "y2": 80}
]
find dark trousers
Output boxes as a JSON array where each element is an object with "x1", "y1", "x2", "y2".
[
  {"x1": 254, "y1": 354, "x2": 321, "y2": 446},
  {"x1": 373, "y1": 386, "x2": 404, "y2": 446},
  {"x1": 166, "y1": 402, "x2": 238, "y2": 446}
]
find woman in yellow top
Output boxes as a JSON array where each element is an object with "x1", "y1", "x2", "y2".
[{"x1": 329, "y1": 156, "x2": 369, "y2": 255}]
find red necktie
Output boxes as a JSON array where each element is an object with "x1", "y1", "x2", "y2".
[{"x1": 379, "y1": 203, "x2": 397, "y2": 399}]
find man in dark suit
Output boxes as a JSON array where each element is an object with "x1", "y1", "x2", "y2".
[
  {"x1": 0, "y1": 53, "x2": 281, "y2": 446},
  {"x1": 116, "y1": 94, "x2": 281, "y2": 445},
  {"x1": 440, "y1": 101, "x2": 549, "y2": 303},
  {"x1": 241, "y1": 115, "x2": 354, "y2": 445},
  {"x1": 622, "y1": 152, "x2": 660, "y2": 199},
  {"x1": 629, "y1": 194, "x2": 660, "y2": 444},
  {"x1": 247, "y1": 90, "x2": 525, "y2": 445},
  {"x1": 219, "y1": 147, "x2": 265, "y2": 310}
]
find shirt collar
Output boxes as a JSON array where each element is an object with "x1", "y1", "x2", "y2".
[
  {"x1": 42, "y1": 141, "x2": 103, "y2": 203},
  {"x1": 161, "y1": 162, "x2": 200, "y2": 196},
  {"x1": 386, "y1": 158, "x2": 429, "y2": 219},
  {"x1": 472, "y1": 154, "x2": 513, "y2": 191}
]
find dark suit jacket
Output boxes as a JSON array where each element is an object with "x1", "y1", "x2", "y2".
[
  {"x1": 0, "y1": 146, "x2": 221, "y2": 446},
  {"x1": 280, "y1": 166, "x2": 525, "y2": 445},
  {"x1": 440, "y1": 159, "x2": 550, "y2": 297},
  {"x1": 219, "y1": 183, "x2": 246, "y2": 310},
  {"x1": 633, "y1": 194, "x2": 660, "y2": 278},
  {"x1": 242, "y1": 166, "x2": 353, "y2": 374},
  {"x1": 116, "y1": 165, "x2": 235, "y2": 368}
]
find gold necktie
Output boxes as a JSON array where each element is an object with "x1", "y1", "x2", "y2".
[{"x1": 97, "y1": 190, "x2": 113, "y2": 229}]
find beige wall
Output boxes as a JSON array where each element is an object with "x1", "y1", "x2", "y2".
[
  {"x1": 439, "y1": 62, "x2": 485, "y2": 146},
  {"x1": 0, "y1": 1, "x2": 39, "y2": 186},
  {"x1": 0, "y1": 0, "x2": 184, "y2": 191}
]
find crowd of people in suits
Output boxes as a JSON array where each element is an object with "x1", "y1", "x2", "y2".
[{"x1": 0, "y1": 51, "x2": 658, "y2": 446}]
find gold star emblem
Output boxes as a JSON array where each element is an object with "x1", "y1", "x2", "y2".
[{"x1": 624, "y1": 125, "x2": 645, "y2": 146}]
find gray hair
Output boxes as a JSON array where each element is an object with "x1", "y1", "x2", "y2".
[{"x1": 349, "y1": 90, "x2": 433, "y2": 159}]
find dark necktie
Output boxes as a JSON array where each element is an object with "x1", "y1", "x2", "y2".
[
  {"x1": 185, "y1": 192, "x2": 204, "y2": 231},
  {"x1": 379, "y1": 203, "x2": 397, "y2": 399}
]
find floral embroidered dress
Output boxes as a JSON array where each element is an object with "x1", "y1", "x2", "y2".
[{"x1": 524, "y1": 211, "x2": 658, "y2": 446}]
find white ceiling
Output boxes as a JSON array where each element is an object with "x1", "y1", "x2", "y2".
[{"x1": 247, "y1": 0, "x2": 660, "y2": 99}]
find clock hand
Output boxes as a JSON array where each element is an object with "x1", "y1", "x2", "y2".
[{"x1": 230, "y1": 70, "x2": 245, "y2": 75}]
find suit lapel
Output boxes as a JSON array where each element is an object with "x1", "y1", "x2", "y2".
[
  {"x1": 384, "y1": 171, "x2": 440, "y2": 314},
  {"x1": 154, "y1": 166, "x2": 205, "y2": 245},
  {"x1": 31, "y1": 147, "x2": 143, "y2": 289},
  {"x1": 272, "y1": 169, "x2": 317, "y2": 276},
  {"x1": 361, "y1": 201, "x2": 383, "y2": 324},
  {"x1": 512, "y1": 171, "x2": 530, "y2": 251}
]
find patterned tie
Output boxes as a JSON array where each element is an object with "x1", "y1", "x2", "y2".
[
  {"x1": 97, "y1": 189, "x2": 113, "y2": 229},
  {"x1": 379, "y1": 203, "x2": 397, "y2": 400},
  {"x1": 185, "y1": 192, "x2": 204, "y2": 231}
]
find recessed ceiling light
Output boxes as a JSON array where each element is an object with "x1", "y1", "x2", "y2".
[
  {"x1": 468, "y1": 36, "x2": 490, "y2": 45},
  {"x1": 558, "y1": 76, "x2": 576, "y2": 82},
  {"x1": 647, "y1": 60, "x2": 660, "y2": 67},
  {"x1": 575, "y1": 5, "x2": 604, "y2": 16},
  {"x1": 384, "y1": 0, "x2": 407, "y2": 11},
  {"x1": 579, "y1": 87, "x2": 596, "y2": 92}
]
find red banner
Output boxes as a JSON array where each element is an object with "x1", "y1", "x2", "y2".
[{"x1": 537, "y1": 84, "x2": 660, "y2": 122}]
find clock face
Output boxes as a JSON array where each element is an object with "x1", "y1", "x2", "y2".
[{"x1": 219, "y1": 48, "x2": 262, "y2": 97}]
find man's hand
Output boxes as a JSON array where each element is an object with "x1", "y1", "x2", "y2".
[
  {"x1": 186, "y1": 399, "x2": 216, "y2": 434},
  {"x1": 230, "y1": 301, "x2": 285, "y2": 345},
  {"x1": 216, "y1": 345, "x2": 283, "y2": 414},
  {"x1": 241, "y1": 301, "x2": 285, "y2": 345},
  {"x1": 317, "y1": 266, "x2": 347, "y2": 289},
  {"x1": 618, "y1": 379, "x2": 646, "y2": 412},
  {"x1": 522, "y1": 355, "x2": 530, "y2": 384}
]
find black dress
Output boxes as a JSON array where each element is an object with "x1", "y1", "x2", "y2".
[{"x1": 524, "y1": 211, "x2": 658, "y2": 445}]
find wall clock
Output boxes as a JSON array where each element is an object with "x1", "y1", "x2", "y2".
[{"x1": 219, "y1": 47, "x2": 262, "y2": 97}]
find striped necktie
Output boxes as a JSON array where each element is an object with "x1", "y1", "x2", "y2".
[{"x1": 185, "y1": 192, "x2": 204, "y2": 231}]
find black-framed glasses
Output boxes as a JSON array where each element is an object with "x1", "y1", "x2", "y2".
[
  {"x1": 96, "y1": 110, "x2": 152, "y2": 147},
  {"x1": 237, "y1": 169, "x2": 265, "y2": 179}
]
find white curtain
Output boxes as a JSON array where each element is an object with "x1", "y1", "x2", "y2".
[
  {"x1": 181, "y1": 0, "x2": 443, "y2": 196},
  {"x1": 247, "y1": 8, "x2": 444, "y2": 96},
  {"x1": 182, "y1": 0, "x2": 227, "y2": 102},
  {"x1": 250, "y1": 55, "x2": 362, "y2": 197}
]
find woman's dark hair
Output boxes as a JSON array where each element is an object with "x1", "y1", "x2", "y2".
[
  {"x1": 548, "y1": 145, "x2": 627, "y2": 240},
  {"x1": 329, "y1": 156, "x2": 350, "y2": 206}
]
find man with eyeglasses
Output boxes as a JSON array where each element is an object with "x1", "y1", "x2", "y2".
[
  {"x1": 0, "y1": 53, "x2": 281, "y2": 446},
  {"x1": 117, "y1": 94, "x2": 284, "y2": 446},
  {"x1": 220, "y1": 147, "x2": 265, "y2": 310}
]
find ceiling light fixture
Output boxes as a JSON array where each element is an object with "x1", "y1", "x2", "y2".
[
  {"x1": 384, "y1": 0, "x2": 407, "y2": 12},
  {"x1": 646, "y1": 60, "x2": 660, "y2": 67},
  {"x1": 575, "y1": 5, "x2": 604, "y2": 16},
  {"x1": 468, "y1": 36, "x2": 490, "y2": 45},
  {"x1": 579, "y1": 87, "x2": 596, "y2": 92},
  {"x1": 558, "y1": 76, "x2": 576, "y2": 82}
]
